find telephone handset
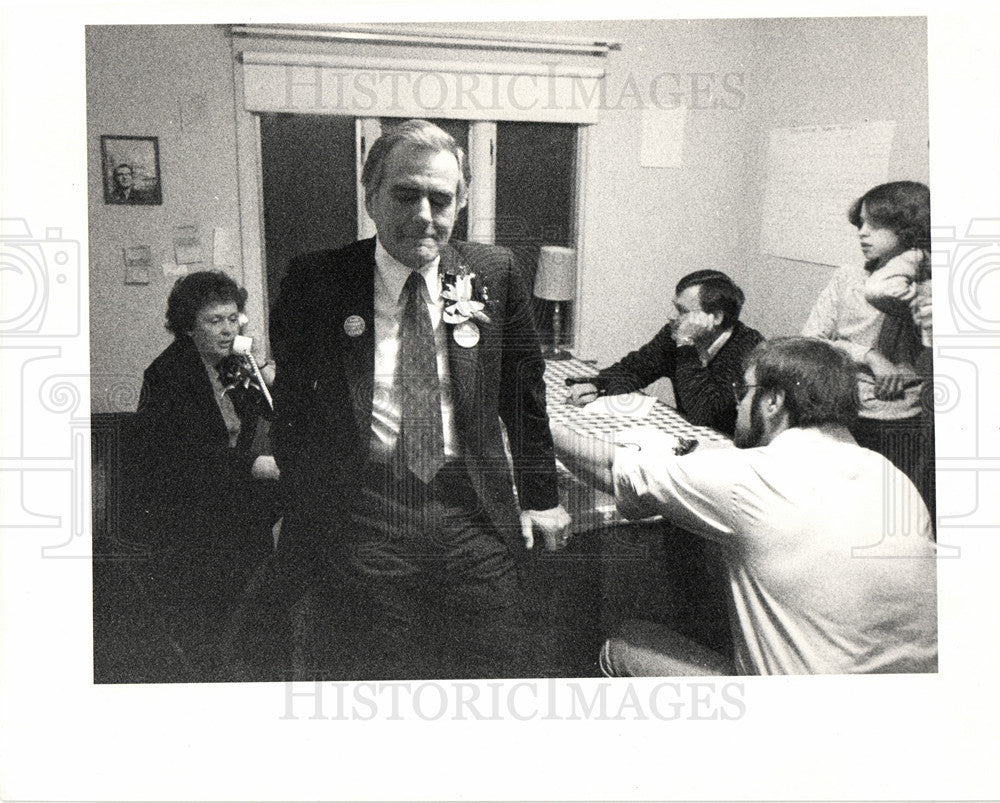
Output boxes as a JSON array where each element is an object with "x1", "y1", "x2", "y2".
[{"x1": 231, "y1": 334, "x2": 274, "y2": 411}]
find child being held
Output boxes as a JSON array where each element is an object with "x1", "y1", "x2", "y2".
[{"x1": 864, "y1": 247, "x2": 932, "y2": 347}]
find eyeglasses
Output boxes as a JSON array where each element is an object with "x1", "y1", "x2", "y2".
[{"x1": 731, "y1": 380, "x2": 762, "y2": 404}]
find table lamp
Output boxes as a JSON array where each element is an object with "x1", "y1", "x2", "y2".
[{"x1": 534, "y1": 245, "x2": 577, "y2": 360}]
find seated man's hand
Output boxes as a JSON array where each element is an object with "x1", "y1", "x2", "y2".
[
  {"x1": 520, "y1": 505, "x2": 572, "y2": 551},
  {"x1": 671, "y1": 311, "x2": 716, "y2": 347},
  {"x1": 567, "y1": 382, "x2": 600, "y2": 407}
]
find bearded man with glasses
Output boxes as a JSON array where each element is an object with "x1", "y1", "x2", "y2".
[{"x1": 556, "y1": 336, "x2": 938, "y2": 676}]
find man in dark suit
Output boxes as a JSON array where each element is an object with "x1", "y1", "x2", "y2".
[{"x1": 269, "y1": 119, "x2": 571, "y2": 680}]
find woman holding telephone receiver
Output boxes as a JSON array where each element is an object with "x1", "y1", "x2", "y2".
[{"x1": 125, "y1": 270, "x2": 279, "y2": 680}]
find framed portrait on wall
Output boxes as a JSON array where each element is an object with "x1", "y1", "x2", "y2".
[{"x1": 101, "y1": 135, "x2": 162, "y2": 205}]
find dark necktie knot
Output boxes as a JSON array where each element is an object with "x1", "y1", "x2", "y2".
[
  {"x1": 398, "y1": 269, "x2": 445, "y2": 483},
  {"x1": 403, "y1": 269, "x2": 425, "y2": 301}
]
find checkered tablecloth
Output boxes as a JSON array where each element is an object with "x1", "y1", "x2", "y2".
[
  {"x1": 543, "y1": 357, "x2": 730, "y2": 534},
  {"x1": 544, "y1": 357, "x2": 729, "y2": 444}
]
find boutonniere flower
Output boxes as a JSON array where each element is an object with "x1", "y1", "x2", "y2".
[
  {"x1": 441, "y1": 267, "x2": 491, "y2": 325},
  {"x1": 217, "y1": 354, "x2": 264, "y2": 396}
]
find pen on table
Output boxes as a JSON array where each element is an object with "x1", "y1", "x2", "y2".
[{"x1": 563, "y1": 376, "x2": 603, "y2": 406}]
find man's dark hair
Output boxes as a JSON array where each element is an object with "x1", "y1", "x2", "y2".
[
  {"x1": 114, "y1": 163, "x2": 133, "y2": 175},
  {"x1": 165, "y1": 270, "x2": 246, "y2": 336},
  {"x1": 361, "y1": 119, "x2": 470, "y2": 207},
  {"x1": 746, "y1": 337, "x2": 858, "y2": 428},
  {"x1": 675, "y1": 269, "x2": 745, "y2": 329},
  {"x1": 848, "y1": 181, "x2": 931, "y2": 252}
]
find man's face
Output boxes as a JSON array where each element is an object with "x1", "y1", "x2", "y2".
[
  {"x1": 670, "y1": 284, "x2": 722, "y2": 345},
  {"x1": 365, "y1": 144, "x2": 463, "y2": 269},
  {"x1": 672, "y1": 285, "x2": 703, "y2": 320},
  {"x1": 733, "y1": 367, "x2": 766, "y2": 449},
  {"x1": 114, "y1": 167, "x2": 133, "y2": 190}
]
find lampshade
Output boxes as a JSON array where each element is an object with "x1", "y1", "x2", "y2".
[{"x1": 533, "y1": 246, "x2": 577, "y2": 302}]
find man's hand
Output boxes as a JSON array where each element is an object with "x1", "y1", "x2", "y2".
[
  {"x1": 520, "y1": 505, "x2": 572, "y2": 551},
  {"x1": 865, "y1": 349, "x2": 919, "y2": 399},
  {"x1": 671, "y1": 311, "x2": 716, "y2": 347},
  {"x1": 567, "y1": 382, "x2": 600, "y2": 407}
]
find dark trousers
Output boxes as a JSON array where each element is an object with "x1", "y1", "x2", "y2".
[
  {"x1": 850, "y1": 413, "x2": 936, "y2": 527},
  {"x1": 299, "y1": 461, "x2": 533, "y2": 680}
]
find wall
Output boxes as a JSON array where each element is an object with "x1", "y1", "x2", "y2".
[
  {"x1": 738, "y1": 16, "x2": 929, "y2": 338},
  {"x1": 87, "y1": 25, "x2": 243, "y2": 412},
  {"x1": 568, "y1": 16, "x2": 928, "y2": 366},
  {"x1": 564, "y1": 18, "x2": 758, "y2": 388},
  {"x1": 86, "y1": 18, "x2": 929, "y2": 411}
]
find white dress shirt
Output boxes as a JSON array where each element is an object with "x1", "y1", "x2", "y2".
[
  {"x1": 370, "y1": 239, "x2": 459, "y2": 461},
  {"x1": 699, "y1": 326, "x2": 733, "y2": 366},
  {"x1": 613, "y1": 425, "x2": 938, "y2": 675}
]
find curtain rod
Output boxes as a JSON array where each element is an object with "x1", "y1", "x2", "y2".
[{"x1": 230, "y1": 24, "x2": 620, "y2": 57}]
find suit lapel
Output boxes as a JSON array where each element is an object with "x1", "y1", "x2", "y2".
[
  {"x1": 175, "y1": 337, "x2": 230, "y2": 442},
  {"x1": 439, "y1": 244, "x2": 482, "y2": 439},
  {"x1": 334, "y1": 240, "x2": 484, "y2": 453},
  {"x1": 335, "y1": 240, "x2": 377, "y2": 447}
]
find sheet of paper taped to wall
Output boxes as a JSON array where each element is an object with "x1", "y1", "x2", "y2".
[{"x1": 582, "y1": 392, "x2": 657, "y2": 418}]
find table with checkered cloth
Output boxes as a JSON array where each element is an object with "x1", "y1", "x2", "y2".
[
  {"x1": 543, "y1": 357, "x2": 729, "y2": 533},
  {"x1": 544, "y1": 357, "x2": 730, "y2": 443}
]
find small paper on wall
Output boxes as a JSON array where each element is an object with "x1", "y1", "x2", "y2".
[
  {"x1": 173, "y1": 224, "x2": 204, "y2": 265},
  {"x1": 213, "y1": 226, "x2": 236, "y2": 268},
  {"x1": 640, "y1": 107, "x2": 687, "y2": 168},
  {"x1": 123, "y1": 245, "x2": 151, "y2": 285}
]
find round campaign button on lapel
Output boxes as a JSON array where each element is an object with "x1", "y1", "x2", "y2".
[
  {"x1": 343, "y1": 315, "x2": 366, "y2": 337},
  {"x1": 453, "y1": 320, "x2": 480, "y2": 348}
]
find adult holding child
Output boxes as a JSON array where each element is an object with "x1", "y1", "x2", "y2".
[{"x1": 802, "y1": 180, "x2": 934, "y2": 516}]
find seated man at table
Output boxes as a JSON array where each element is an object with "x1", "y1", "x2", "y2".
[
  {"x1": 557, "y1": 337, "x2": 938, "y2": 675},
  {"x1": 567, "y1": 270, "x2": 763, "y2": 435}
]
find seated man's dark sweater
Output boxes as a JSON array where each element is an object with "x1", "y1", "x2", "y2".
[{"x1": 593, "y1": 320, "x2": 764, "y2": 435}]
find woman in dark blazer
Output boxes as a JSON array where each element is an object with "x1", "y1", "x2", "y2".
[{"x1": 126, "y1": 270, "x2": 278, "y2": 681}]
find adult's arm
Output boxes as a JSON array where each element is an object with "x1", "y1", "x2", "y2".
[
  {"x1": 613, "y1": 431, "x2": 740, "y2": 546},
  {"x1": 496, "y1": 248, "x2": 561, "y2": 513},
  {"x1": 268, "y1": 255, "x2": 323, "y2": 478},
  {"x1": 594, "y1": 323, "x2": 678, "y2": 395},
  {"x1": 550, "y1": 425, "x2": 616, "y2": 497}
]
